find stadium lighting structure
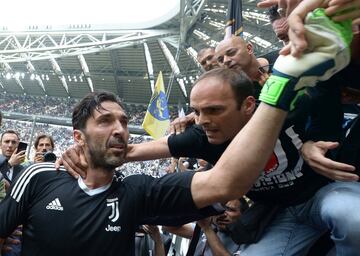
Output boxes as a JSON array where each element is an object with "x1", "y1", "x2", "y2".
[{"x1": 0, "y1": 0, "x2": 179, "y2": 31}]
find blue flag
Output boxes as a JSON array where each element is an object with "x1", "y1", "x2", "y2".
[{"x1": 225, "y1": 0, "x2": 243, "y2": 39}]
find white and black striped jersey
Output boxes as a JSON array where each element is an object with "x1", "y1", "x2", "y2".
[{"x1": 0, "y1": 163, "x2": 220, "y2": 256}]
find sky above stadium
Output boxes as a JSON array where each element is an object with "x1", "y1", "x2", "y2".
[{"x1": 1, "y1": 0, "x2": 179, "y2": 30}]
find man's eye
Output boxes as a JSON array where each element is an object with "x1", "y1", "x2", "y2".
[
  {"x1": 208, "y1": 108, "x2": 222, "y2": 114},
  {"x1": 228, "y1": 50, "x2": 236, "y2": 56},
  {"x1": 99, "y1": 118, "x2": 110, "y2": 124}
]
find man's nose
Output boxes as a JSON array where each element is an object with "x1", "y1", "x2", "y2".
[
  {"x1": 223, "y1": 55, "x2": 231, "y2": 67},
  {"x1": 113, "y1": 121, "x2": 127, "y2": 135},
  {"x1": 197, "y1": 113, "x2": 209, "y2": 125}
]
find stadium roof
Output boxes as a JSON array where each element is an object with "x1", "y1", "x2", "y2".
[{"x1": 0, "y1": 0, "x2": 281, "y2": 105}]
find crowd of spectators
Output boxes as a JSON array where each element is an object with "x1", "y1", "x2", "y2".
[
  {"x1": 0, "y1": 93, "x2": 183, "y2": 125},
  {"x1": 0, "y1": 94, "x2": 77, "y2": 118}
]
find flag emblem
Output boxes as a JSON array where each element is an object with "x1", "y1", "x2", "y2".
[
  {"x1": 148, "y1": 90, "x2": 170, "y2": 121},
  {"x1": 142, "y1": 71, "x2": 170, "y2": 139}
]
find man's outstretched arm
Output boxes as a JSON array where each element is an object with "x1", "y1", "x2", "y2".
[
  {"x1": 59, "y1": 136, "x2": 172, "y2": 178},
  {"x1": 126, "y1": 136, "x2": 172, "y2": 162}
]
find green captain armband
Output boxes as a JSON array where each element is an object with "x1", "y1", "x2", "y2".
[
  {"x1": 259, "y1": 75, "x2": 300, "y2": 111},
  {"x1": 259, "y1": 76, "x2": 289, "y2": 105}
]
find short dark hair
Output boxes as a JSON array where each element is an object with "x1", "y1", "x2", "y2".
[
  {"x1": 72, "y1": 91, "x2": 125, "y2": 130},
  {"x1": 0, "y1": 111, "x2": 2, "y2": 127},
  {"x1": 1, "y1": 129, "x2": 20, "y2": 142},
  {"x1": 197, "y1": 47, "x2": 215, "y2": 58},
  {"x1": 193, "y1": 68, "x2": 255, "y2": 109},
  {"x1": 34, "y1": 134, "x2": 55, "y2": 150},
  {"x1": 268, "y1": 5, "x2": 281, "y2": 23}
]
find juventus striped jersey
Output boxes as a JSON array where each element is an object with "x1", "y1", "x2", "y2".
[{"x1": 0, "y1": 163, "x2": 220, "y2": 256}]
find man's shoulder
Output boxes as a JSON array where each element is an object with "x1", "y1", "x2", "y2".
[
  {"x1": 14, "y1": 163, "x2": 68, "y2": 185},
  {"x1": 183, "y1": 125, "x2": 208, "y2": 141},
  {"x1": 0, "y1": 154, "x2": 6, "y2": 161},
  {"x1": 121, "y1": 172, "x2": 195, "y2": 189},
  {"x1": 22, "y1": 162, "x2": 62, "y2": 172},
  {"x1": 176, "y1": 124, "x2": 206, "y2": 136},
  {"x1": 121, "y1": 173, "x2": 154, "y2": 186},
  {"x1": 9, "y1": 163, "x2": 69, "y2": 202},
  {"x1": 168, "y1": 124, "x2": 207, "y2": 146},
  {"x1": 115, "y1": 174, "x2": 155, "y2": 199},
  {"x1": 0, "y1": 154, "x2": 7, "y2": 166}
]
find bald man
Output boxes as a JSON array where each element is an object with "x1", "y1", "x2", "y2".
[{"x1": 215, "y1": 36, "x2": 276, "y2": 87}]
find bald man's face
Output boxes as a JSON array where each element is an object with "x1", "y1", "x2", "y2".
[
  {"x1": 197, "y1": 48, "x2": 219, "y2": 71},
  {"x1": 215, "y1": 37, "x2": 253, "y2": 73}
]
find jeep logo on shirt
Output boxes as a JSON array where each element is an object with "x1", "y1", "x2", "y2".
[{"x1": 105, "y1": 224, "x2": 121, "y2": 232}]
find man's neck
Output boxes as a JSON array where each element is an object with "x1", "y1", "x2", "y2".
[
  {"x1": 83, "y1": 167, "x2": 114, "y2": 189},
  {"x1": 247, "y1": 58, "x2": 263, "y2": 81}
]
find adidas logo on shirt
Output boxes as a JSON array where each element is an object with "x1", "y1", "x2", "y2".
[{"x1": 46, "y1": 198, "x2": 64, "y2": 211}]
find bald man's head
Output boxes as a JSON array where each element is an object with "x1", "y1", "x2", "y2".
[{"x1": 215, "y1": 36, "x2": 254, "y2": 74}]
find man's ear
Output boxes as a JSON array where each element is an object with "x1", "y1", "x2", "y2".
[
  {"x1": 73, "y1": 130, "x2": 85, "y2": 146},
  {"x1": 242, "y1": 96, "x2": 256, "y2": 116},
  {"x1": 246, "y1": 43, "x2": 253, "y2": 54}
]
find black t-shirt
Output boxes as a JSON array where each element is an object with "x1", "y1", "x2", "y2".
[
  {"x1": 0, "y1": 163, "x2": 220, "y2": 256},
  {"x1": 168, "y1": 77, "x2": 342, "y2": 205},
  {"x1": 168, "y1": 125, "x2": 230, "y2": 166}
]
